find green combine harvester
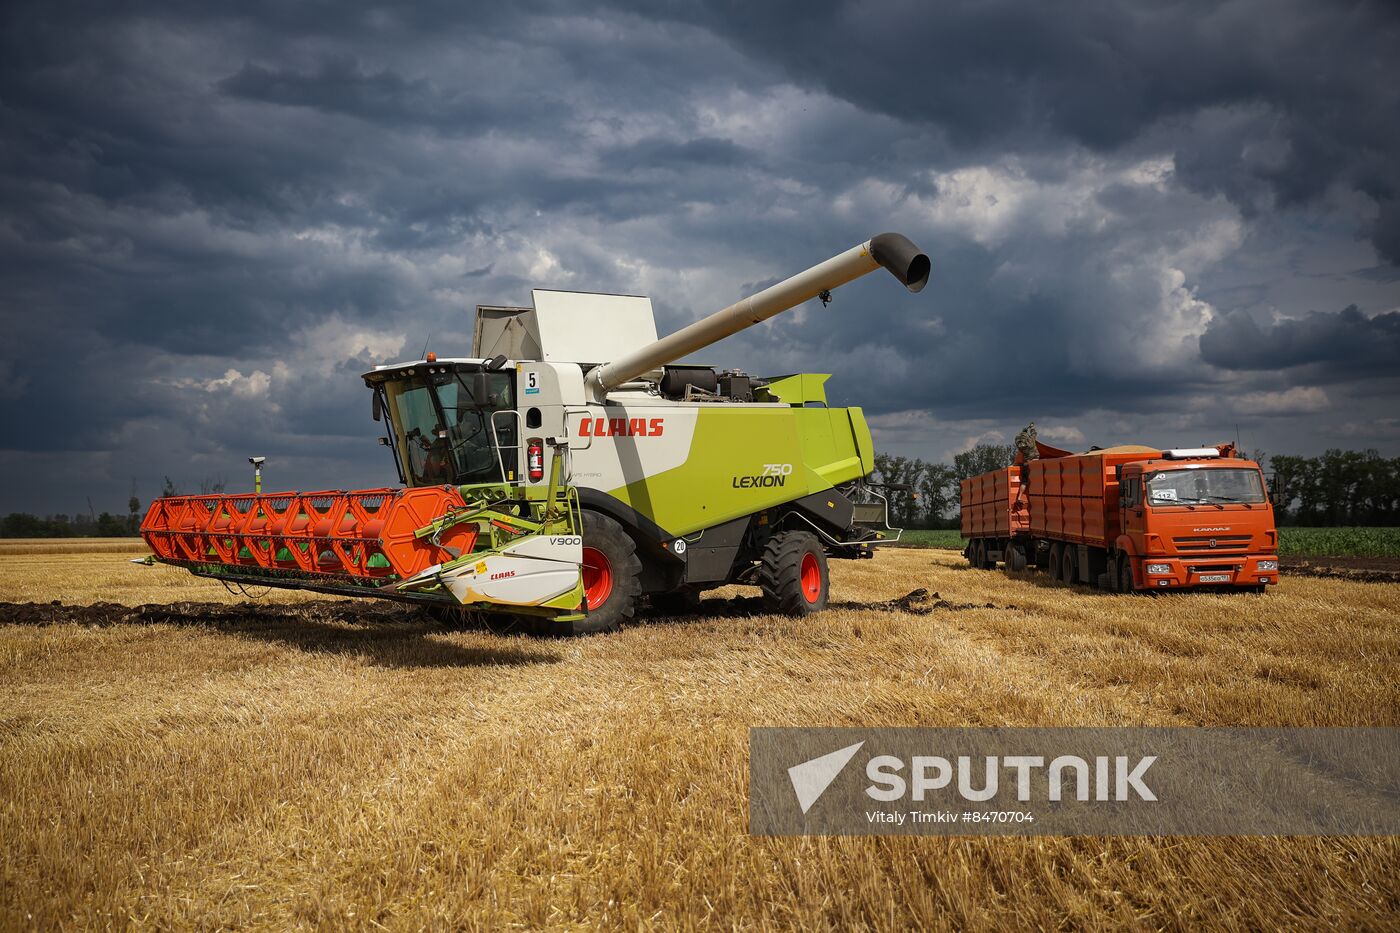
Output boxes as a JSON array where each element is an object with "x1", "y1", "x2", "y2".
[{"x1": 141, "y1": 233, "x2": 931, "y2": 632}]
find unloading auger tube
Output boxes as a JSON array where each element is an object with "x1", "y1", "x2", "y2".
[{"x1": 585, "y1": 232, "x2": 930, "y2": 399}]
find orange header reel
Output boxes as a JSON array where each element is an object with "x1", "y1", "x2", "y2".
[{"x1": 140, "y1": 486, "x2": 478, "y2": 589}]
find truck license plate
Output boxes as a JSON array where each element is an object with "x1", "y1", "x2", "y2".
[{"x1": 1199, "y1": 573, "x2": 1231, "y2": 583}]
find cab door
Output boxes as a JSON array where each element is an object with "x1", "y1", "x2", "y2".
[{"x1": 1119, "y1": 471, "x2": 1146, "y2": 540}]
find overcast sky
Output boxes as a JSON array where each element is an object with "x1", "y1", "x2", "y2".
[{"x1": 3, "y1": 0, "x2": 1399, "y2": 514}]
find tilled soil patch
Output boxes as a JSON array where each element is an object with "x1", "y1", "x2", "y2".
[
  {"x1": 0, "y1": 599, "x2": 412, "y2": 628},
  {"x1": 1283, "y1": 558, "x2": 1400, "y2": 584}
]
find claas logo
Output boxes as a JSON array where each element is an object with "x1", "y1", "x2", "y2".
[{"x1": 579, "y1": 417, "x2": 665, "y2": 438}]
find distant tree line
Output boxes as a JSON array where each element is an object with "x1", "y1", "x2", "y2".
[
  {"x1": 3, "y1": 450, "x2": 1396, "y2": 537},
  {"x1": 874, "y1": 444, "x2": 1400, "y2": 529},
  {"x1": 1, "y1": 511, "x2": 138, "y2": 538},
  {"x1": 1267, "y1": 449, "x2": 1400, "y2": 525},
  {"x1": 873, "y1": 444, "x2": 1015, "y2": 529},
  {"x1": 1, "y1": 476, "x2": 225, "y2": 538}
]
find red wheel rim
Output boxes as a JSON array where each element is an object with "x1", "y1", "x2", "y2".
[
  {"x1": 581, "y1": 546, "x2": 613, "y2": 610},
  {"x1": 800, "y1": 552, "x2": 822, "y2": 603}
]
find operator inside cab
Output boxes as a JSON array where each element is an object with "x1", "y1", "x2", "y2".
[{"x1": 374, "y1": 364, "x2": 518, "y2": 487}]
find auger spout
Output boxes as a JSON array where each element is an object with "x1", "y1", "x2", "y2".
[{"x1": 584, "y1": 232, "x2": 929, "y2": 399}]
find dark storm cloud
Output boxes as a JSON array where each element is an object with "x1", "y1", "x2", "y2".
[
  {"x1": 1, "y1": 0, "x2": 1398, "y2": 513},
  {"x1": 658, "y1": 0, "x2": 1400, "y2": 258},
  {"x1": 1375, "y1": 201, "x2": 1400, "y2": 267},
  {"x1": 217, "y1": 55, "x2": 556, "y2": 131},
  {"x1": 1200, "y1": 305, "x2": 1400, "y2": 376},
  {"x1": 605, "y1": 137, "x2": 752, "y2": 170}
]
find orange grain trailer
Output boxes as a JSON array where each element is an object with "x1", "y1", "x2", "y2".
[
  {"x1": 961, "y1": 444, "x2": 1279, "y2": 593},
  {"x1": 959, "y1": 467, "x2": 1031, "y2": 570}
]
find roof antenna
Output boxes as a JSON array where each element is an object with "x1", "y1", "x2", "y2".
[{"x1": 420, "y1": 333, "x2": 433, "y2": 360}]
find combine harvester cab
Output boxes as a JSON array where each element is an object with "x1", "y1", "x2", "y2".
[
  {"x1": 142, "y1": 233, "x2": 931, "y2": 632},
  {"x1": 961, "y1": 441, "x2": 1279, "y2": 593}
]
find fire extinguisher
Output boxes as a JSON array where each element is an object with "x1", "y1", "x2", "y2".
[{"x1": 527, "y1": 438, "x2": 544, "y2": 482}]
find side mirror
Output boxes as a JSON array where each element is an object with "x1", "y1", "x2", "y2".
[
  {"x1": 473, "y1": 372, "x2": 489, "y2": 401},
  {"x1": 372, "y1": 392, "x2": 383, "y2": 422}
]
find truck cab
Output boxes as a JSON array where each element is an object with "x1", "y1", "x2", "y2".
[{"x1": 1117, "y1": 453, "x2": 1279, "y2": 590}]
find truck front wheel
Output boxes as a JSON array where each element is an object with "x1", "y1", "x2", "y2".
[
  {"x1": 1118, "y1": 558, "x2": 1135, "y2": 593},
  {"x1": 759, "y1": 531, "x2": 829, "y2": 616}
]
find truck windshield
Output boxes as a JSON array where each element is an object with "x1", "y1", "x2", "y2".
[
  {"x1": 383, "y1": 370, "x2": 516, "y2": 486},
  {"x1": 1146, "y1": 468, "x2": 1266, "y2": 506}
]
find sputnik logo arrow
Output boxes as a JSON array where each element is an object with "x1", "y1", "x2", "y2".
[{"x1": 788, "y1": 741, "x2": 865, "y2": 814}]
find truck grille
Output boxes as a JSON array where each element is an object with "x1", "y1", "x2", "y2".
[{"x1": 1173, "y1": 535, "x2": 1253, "y2": 554}]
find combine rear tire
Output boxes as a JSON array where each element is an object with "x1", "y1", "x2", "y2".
[
  {"x1": 759, "y1": 531, "x2": 829, "y2": 616},
  {"x1": 547, "y1": 511, "x2": 641, "y2": 635}
]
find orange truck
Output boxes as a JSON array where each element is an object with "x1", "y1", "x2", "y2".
[{"x1": 960, "y1": 443, "x2": 1279, "y2": 592}]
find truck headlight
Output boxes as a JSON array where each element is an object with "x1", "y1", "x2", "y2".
[
  {"x1": 1257, "y1": 559, "x2": 1278, "y2": 572},
  {"x1": 1146, "y1": 563, "x2": 1172, "y2": 575}
]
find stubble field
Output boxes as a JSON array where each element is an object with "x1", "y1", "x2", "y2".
[{"x1": 1, "y1": 539, "x2": 1398, "y2": 929}]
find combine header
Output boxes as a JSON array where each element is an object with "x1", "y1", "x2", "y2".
[{"x1": 142, "y1": 233, "x2": 931, "y2": 631}]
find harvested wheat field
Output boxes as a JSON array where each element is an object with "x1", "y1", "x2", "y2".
[{"x1": 2, "y1": 539, "x2": 1398, "y2": 929}]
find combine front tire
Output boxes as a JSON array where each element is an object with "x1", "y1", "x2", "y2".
[
  {"x1": 550, "y1": 511, "x2": 642, "y2": 635},
  {"x1": 759, "y1": 531, "x2": 829, "y2": 616}
]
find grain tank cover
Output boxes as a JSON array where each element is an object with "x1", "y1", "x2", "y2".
[{"x1": 471, "y1": 290, "x2": 659, "y2": 363}]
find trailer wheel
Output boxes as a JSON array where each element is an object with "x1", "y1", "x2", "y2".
[
  {"x1": 1007, "y1": 545, "x2": 1027, "y2": 572},
  {"x1": 1048, "y1": 542, "x2": 1064, "y2": 580},
  {"x1": 758, "y1": 531, "x2": 829, "y2": 615},
  {"x1": 544, "y1": 511, "x2": 641, "y2": 635},
  {"x1": 1060, "y1": 547, "x2": 1078, "y2": 585}
]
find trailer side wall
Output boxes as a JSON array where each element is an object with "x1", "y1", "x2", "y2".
[
  {"x1": 1026, "y1": 451, "x2": 1157, "y2": 549},
  {"x1": 959, "y1": 467, "x2": 1028, "y2": 539}
]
